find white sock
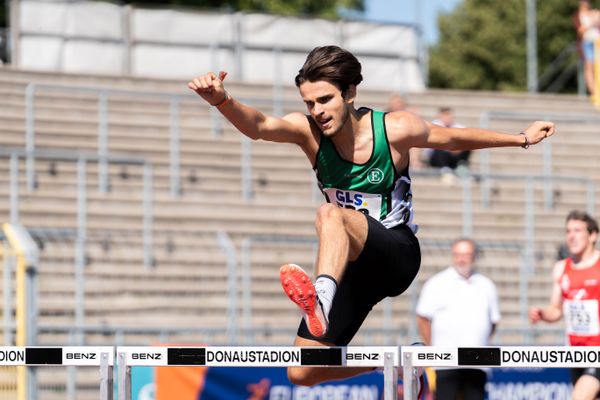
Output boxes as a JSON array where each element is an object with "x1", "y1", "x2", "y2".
[{"x1": 314, "y1": 275, "x2": 337, "y2": 318}]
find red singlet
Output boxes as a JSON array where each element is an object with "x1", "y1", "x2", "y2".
[{"x1": 560, "y1": 256, "x2": 600, "y2": 345}]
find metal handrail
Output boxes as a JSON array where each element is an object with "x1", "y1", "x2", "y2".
[
  {"x1": 1, "y1": 148, "x2": 154, "y2": 268},
  {"x1": 23, "y1": 82, "x2": 301, "y2": 198},
  {"x1": 239, "y1": 235, "x2": 561, "y2": 346},
  {"x1": 538, "y1": 42, "x2": 579, "y2": 92},
  {"x1": 479, "y1": 110, "x2": 598, "y2": 213}
]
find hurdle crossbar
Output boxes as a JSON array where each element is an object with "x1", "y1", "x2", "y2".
[
  {"x1": 0, "y1": 346, "x2": 114, "y2": 400},
  {"x1": 8, "y1": 345, "x2": 593, "y2": 399},
  {"x1": 401, "y1": 345, "x2": 600, "y2": 399},
  {"x1": 116, "y1": 345, "x2": 401, "y2": 400}
]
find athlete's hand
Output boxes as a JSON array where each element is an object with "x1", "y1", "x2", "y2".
[
  {"x1": 188, "y1": 71, "x2": 228, "y2": 106},
  {"x1": 528, "y1": 307, "x2": 543, "y2": 324},
  {"x1": 521, "y1": 121, "x2": 555, "y2": 147}
]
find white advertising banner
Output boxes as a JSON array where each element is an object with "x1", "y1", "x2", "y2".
[{"x1": 17, "y1": 0, "x2": 425, "y2": 91}]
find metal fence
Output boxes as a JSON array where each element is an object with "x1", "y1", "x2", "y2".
[
  {"x1": 1, "y1": 227, "x2": 568, "y2": 345},
  {"x1": 1, "y1": 148, "x2": 154, "y2": 267},
  {"x1": 0, "y1": 226, "x2": 569, "y2": 398},
  {"x1": 23, "y1": 82, "x2": 293, "y2": 200},
  {"x1": 24, "y1": 83, "x2": 600, "y2": 205}
]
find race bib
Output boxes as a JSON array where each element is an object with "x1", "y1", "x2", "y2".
[
  {"x1": 323, "y1": 188, "x2": 382, "y2": 220},
  {"x1": 564, "y1": 299, "x2": 600, "y2": 336}
]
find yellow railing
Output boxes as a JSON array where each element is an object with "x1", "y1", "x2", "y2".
[
  {"x1": 593, "y1": 38, "x2": 600, "y2": 108},
  {"x1": 0, "y1": 243, "x2": 17, "y2": 400},
  {"x1": 1, "y1": 224, "x2": 33, "y2": 400}
]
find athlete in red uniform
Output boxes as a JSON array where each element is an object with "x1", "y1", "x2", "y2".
[{"x1": 530, "y1": 210, "x2": 600, "y2": 400}]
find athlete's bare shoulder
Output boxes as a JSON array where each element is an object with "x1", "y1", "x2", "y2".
[
  {"x1": 281, "y1": 111, "x2": 320, "y2": 160},
  {"x1": 552, "y1": 259, "x2": 567, "y2": 282},
  {"x1": 277, "y1": 111, "x2": 315, "y2": 144},
  {"x1": 384, "y1": 110, "x2": 428, "y2": 146},
  {"x1": 282, "y1": 111, "x2": 312, "y2": 129}
]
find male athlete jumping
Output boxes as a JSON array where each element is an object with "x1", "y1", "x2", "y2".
[{"x1": 189, "y1": 45, "x2": 555, "y2": 386}]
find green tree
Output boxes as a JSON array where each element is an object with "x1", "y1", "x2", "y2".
[
  {"x1": 429, "y1": 0, "x2": 580, "y2": 92},
  {"x1": 120, "y1": 0, "x2": 363, "y2": 19}
]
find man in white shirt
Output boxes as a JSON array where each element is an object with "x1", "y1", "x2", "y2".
[{"x1": 416, "y1": 238, "x2": 501, "y2": 400}]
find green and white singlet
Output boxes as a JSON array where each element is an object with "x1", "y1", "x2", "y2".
[{"x1": 314, "y1": 109, "x2": 415, "y2": 230}]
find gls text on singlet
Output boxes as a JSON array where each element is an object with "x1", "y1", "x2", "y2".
[{"x1": 313, "y1": 109, "x2": 415, "y2": 230}]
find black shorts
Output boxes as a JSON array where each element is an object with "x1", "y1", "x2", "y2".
[
  {"x1": 435, "y1": 369, "x2": 487, "y2": 400},
  {"x1": 297, "y1": 214, "x2": 421, "y2": 345}
]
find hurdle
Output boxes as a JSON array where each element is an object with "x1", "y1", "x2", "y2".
[
  {"x1": 117, "y1": 345, "x2": 402, "y2": 400},
  {"x1": 0, "y1": 346, "x2": 114, "y2": 400},
  {"x1": 5, "y1": 345, "x2": 597, "y2": 399},
  {"x1": 401, "y1": 345, "x2": 600, "y2": 399}
]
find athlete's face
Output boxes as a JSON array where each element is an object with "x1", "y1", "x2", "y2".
[
  {"x1": 566, "y1": 219, "x2": 597, "y2": 257},
  {"x1": 298, "y1": 80, "x2": 354, "y2": 137}
]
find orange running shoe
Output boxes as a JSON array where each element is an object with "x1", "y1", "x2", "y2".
[{"x1": 280, "y1": 264, "x2": 328, "y2": 338}]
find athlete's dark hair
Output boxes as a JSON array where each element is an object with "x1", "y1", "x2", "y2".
[
  {"x1": 566, "y1": 210, "x2": 599, "y2": 235},
  {"x1": 295, "y1": 46, "x2": 363, "y2": 96}
]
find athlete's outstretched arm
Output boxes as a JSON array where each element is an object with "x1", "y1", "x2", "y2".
[
  {"x1": 188, "y1": 71, "x2": 308, "y2": 144},
  {"x1": 389, "y1": 111, "x2": 555, "y2": 151},
  {"x1": 425, "y1": 119, "x2": 554, "y2": 150}
]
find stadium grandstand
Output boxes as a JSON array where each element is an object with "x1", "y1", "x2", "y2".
[{"x1": 0, "y1": 0, "x2": 599, "y2": 399}]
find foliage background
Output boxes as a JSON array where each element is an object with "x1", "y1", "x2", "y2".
[
  {"x1": 0, "y1": 0, "x2": 363, "y2": 27},
  {"x1": 116, "y1": 0, "x2": 362, "y2": 19},
  {"x1": 428, "y1": 0, "x2": 583, "y2": 92}
]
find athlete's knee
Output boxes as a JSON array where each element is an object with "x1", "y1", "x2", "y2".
[
  {"x1": 287, "y1": 366, "x2": 321, "y2": 386},
  {"x1": 315, "y1": 203, "x2": 343, "y2": 230}
]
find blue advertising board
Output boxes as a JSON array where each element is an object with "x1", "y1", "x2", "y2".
[{"x1": 132, "y1": 364, "x2": 574, "y2": 399}]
